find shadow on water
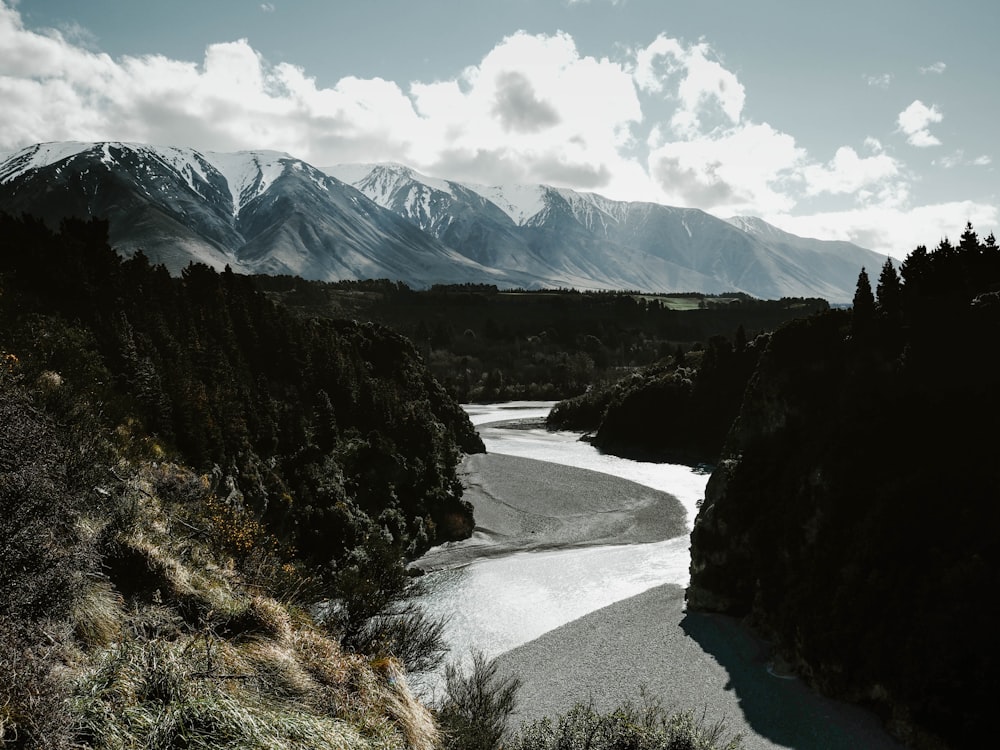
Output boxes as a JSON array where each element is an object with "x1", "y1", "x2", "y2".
[{"x1": 679, "y1": 611, "x2": 905, "y2": 750}]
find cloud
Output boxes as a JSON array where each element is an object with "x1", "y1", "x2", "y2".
[
  {"x1": 634, "y1": 35, "x2": 744, "y2": 136},
  {"x1": 0, "y1": 1, "x2": 991, "y2": 260},
  {"x1": 491, "y1": 71, "x2": 561, "y2": 133},
  {"x1": 260, "y1": 3, "x2": 275, "y2": 11},
  {"x1": 647, "y1": 122, "x2": 804, "y2": 214},
  {"x1": 863, "y1": 73, "x2": 893, "y2": 88},
  {"x1": 406, "y1": 30, "x2": 642, "y2": 186},
  {"x1": 935, "y1": 150, "x2": 993, "y2": 169},
  {"x1": 920, "y1": 61, "x2": 946, "y2": 75},
  {"x1": 771, "y1": 201, "x2": 998, "y2": 260},
  {"x1": 802, "y1": 146, "x2": 899, "y2": 198},
  {"x1": 897, "y1": 100, "x2": 942, "y2": 147}
]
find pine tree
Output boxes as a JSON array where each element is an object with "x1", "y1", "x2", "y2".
[
  {"x1": 875, "y1": 258, "x2": 902, "y2": 318},
  {"x1": 851, "y1": 267, "x2": 876, "y2": 335}
]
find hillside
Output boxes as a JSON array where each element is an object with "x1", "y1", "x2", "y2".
[
  {"x1": 0, "y1": 142, "x2": 890, "y2": 302},
  {"x1": 687, "y1": 225, "x2": 1000, "y2": 749},
  {"x1": 0, "y1": 212, "x2": 492, "y2": 744},
  {"x1": 329, "y1": 161, "x2": 890, "y2": 303}
]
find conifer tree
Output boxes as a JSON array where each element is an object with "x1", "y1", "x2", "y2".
[
  {"x1": 875, "y1": 258, "x2": 902, "y2": 318},
  {"x1": 851, "y1": 267, "x2": 876, "y2": 334}
]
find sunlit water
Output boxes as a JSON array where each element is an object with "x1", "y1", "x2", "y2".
[{"x1": 413, "y1": 402, "x2": 709, "y2": 693}]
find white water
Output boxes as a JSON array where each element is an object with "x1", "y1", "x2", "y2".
[{"x1": 415, "y1": 402, "x2": 708, "y2": 689}]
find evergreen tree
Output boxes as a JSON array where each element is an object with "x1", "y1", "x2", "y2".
[
  {"x1": 851, "y1": 267, "x2": 876, "y2": 334},
  {"x1": 958, "y1": 221, "x2": 980, "y2": 254},
  {"x1": 875, "y1": 258, "x2": 902, "y2": 318}
]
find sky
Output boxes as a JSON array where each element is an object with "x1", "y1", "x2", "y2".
[{"x1": 1, "y1": 0, "x2": 997, "y2": 258}]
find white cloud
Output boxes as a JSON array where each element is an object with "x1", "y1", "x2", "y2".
[
  {"x1": 863, "y1": 73, "x2": 892, "y2": 88},
  {"x1": 404, "y1": 30, "x2": 643, "y2": 187},
  {"x1": 633, "y1": 35, "x2": 744, "y2": 137},
  {"x1": 935, "y1": 150, "x2": 994, "y2": 169},
  {"x1": 0, "y1": 2, "x2": 992, "y2": 260},
  {"x1": 802, "y1": 146, "x2": 899, "y2": 198},
  {"x1": 648, "y1": 122, "x2": 804, "y2": 214},
  {"x1": 920, "y1": 61, "x2": 946, "y2": 75},
  {"x1": 771, "y1": 201, "x2": 997, "y2": 260},
  {"x1": 897, "y1": 100, "x2": 943, "y2": 147}
]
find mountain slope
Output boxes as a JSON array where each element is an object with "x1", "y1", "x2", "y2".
[
  {"x1": 0, "y1": 142, "x2": 889, "y2": 300},
  {"x1": 330, "y1": 162, "x2": 890, "y2": 302},
  {"x1": 0, "y1": 142, "x2": 503, "y2": 285}
]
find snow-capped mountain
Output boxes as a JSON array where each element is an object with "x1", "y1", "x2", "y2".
[
  {"x1": 0, "y1": 142, "x2": 506, "y2": 285},
  {"x1": 327, "y1": 162, "x2": 890, "y2": 302},
  {"x1": 0, "y1": 142, "x2": 889, "y2": 301}
]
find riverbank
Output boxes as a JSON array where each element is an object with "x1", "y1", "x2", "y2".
[
  {"x1": 496, "y1": 584, "x2": 907, "y2": 750},
  {"x1": 416, "y1": 406, "x2": 907, "y2": 749},
  {"x1": 415, "y1": 452, "x2": 688, "y2": 570}
]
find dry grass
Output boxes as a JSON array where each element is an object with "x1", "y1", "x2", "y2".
[
  {"x1": 71, "y1": 579, "x2": 124, "y2": 648},
  {"x1": 55, "y1": 460, "x2": 441, "y2": 750}
]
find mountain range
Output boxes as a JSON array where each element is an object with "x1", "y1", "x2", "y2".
[{"x1": 0, "y1": 142, "x2": 888, "y2": 302}]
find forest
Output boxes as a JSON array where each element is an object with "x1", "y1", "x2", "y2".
[
  {"x1": 254, "y1": 275, "x2": 827, "y2": 402},
  {"x1": 6, "y1": 207, "x2": 993, "y2": 748},
  {"x1": 0, "y1": 213, "x2": 484, "y2": 747},
  {"x1": 683, "y1": 224, "x2": 1000, "y2": 749},
  {"x1": 0, "y1": 212, "x2": 749, "y2": 749}
]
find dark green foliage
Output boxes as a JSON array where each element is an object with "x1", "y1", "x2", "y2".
[
  {"x1": 689, "y1": 226, "x2": 1000, "y2": 748},
  {"x1": 437, "y1": 652, "x2": 522, "y2": 750},
  {"x1": 326, "y1": 532, "x2": 447, "y2": 672},
  {"x1": 550, "y1": 329, "x2": 765, "y2": 465},
  {"x1": 0, "y1": 214, "x2": 480, "y2": 578},
  {"x1": 875, "y1": 257, "x2": 901, "y2": 318},
  {"x1": 850, "y1": 266, "x2": 876, "y2": 335},
  {"x1": 257, "y1": 275, "x2": 828, "y2": 403}
]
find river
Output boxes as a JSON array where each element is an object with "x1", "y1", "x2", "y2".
[
  {"x1": 413, "y1": 402, "x2": 907, "y2": 750},
  {"x1": 414, "y1": 401, "x2": 707, "y2": 667}
]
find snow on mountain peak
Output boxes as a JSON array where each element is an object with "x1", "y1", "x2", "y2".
[
  {"x1": 0, "y1": 141, "x2": 94, "y2": 183},
  {"x1": 465, "y1": 182, "x2": 546, "y2": 225},
  {"x1": 203, "y1": 150, "x2": 293, "y2": 216}
]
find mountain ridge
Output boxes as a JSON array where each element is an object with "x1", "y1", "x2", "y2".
[{"x1": 0, "y1": 141, "x2": 889, "y2": 302}]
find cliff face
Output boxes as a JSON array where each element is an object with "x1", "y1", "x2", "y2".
[{"x1": 687, "y1": 294, "x2": 999, "y2": 748}]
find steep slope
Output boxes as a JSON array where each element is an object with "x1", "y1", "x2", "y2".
[
  {"x1": 0, "y1": 142, "x2": 241, "y2": 272},
  {"x1": 0, "y1": 142, "x2": 891, "y2": 300},
  {"x1": 332, "y1": 162, "x2": 890, "y2": 302},
  {"x1": 687, "y1": 232, "x2": 1000, "y2": 749},
  {"x1": 0, "y1": 142, "x2": 503, "y2": 285},
  {"x1": 233, "y1": 159, "x2": 509, "y2": 286},
  {"x1": 727, "y1": 215, "x2": 891, "y2": 303}
]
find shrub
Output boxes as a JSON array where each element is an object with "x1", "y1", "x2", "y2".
[
  {"x1": 510, "y1": 697, "x2": 744, "y2": 750},
  {"x1": 436, "y1": 651, "x2": 521, "y2": 750}
]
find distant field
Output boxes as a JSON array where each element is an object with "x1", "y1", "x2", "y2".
[{"x1": 633, "y1": 294, "x2": 749, "y2": 311}]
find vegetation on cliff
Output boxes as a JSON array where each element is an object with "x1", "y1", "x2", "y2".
[
  {"x1": 0, "y1": 213, "x2": 482, "y2": 746},
  {"x1": 688, "y1": 224, "x2": 1000, "y2": 749},
  {"x1": 1, "y1": 212, "x2": 748, "y2": 749},
  {"x1": 547, "y1": 327, "x2": 764, "y2": 465},
  {"x1": 0, "y1": 358, "x2": 440, "y2": 749}
]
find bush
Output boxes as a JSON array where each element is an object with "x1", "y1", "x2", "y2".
[
  {"x1": 437, "y1": 652, "x2": 521, "y2": 750},
  {"x1": 511, "y1": 697, "x2": 744, "y2": 750}
]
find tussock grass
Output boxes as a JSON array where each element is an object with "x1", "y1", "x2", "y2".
[
  {"x1": 71, "y1": 578, "x2": 124, "y2": 648},
  {"x1": 71, "y1": 626, "x2": 437, "y2": 750},
  {"x1": 0, "y1": 453, "x2": 441, "y2": 750}
]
